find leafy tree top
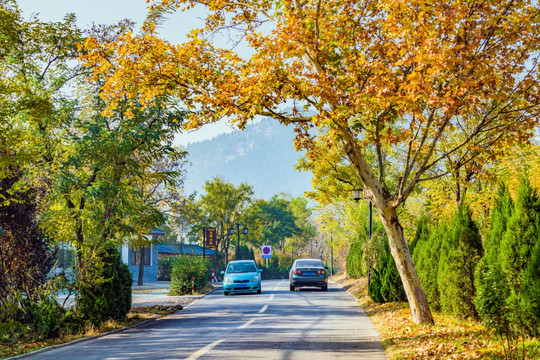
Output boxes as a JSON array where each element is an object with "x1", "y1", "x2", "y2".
[{"x1": 81, "y1": 0, "x2": 540, "y2": 212}]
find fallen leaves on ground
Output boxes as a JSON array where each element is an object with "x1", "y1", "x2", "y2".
[{"x1": 331, "y1": 273, "x2": 539, "y2": 360}]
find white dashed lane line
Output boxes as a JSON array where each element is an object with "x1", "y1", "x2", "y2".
[
  {"x1": 238, "y1": 318, "x2": 256, "y2": 329},
  {"x1": 259, "y1": 304, "x2": 268, "y2": 313},
  {"x1": 185, "y1": 339, "x2": 225, "y2": 360}
]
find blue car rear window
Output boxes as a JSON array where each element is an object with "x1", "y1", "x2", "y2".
[{"x1": 227, "y1": 262, "x2": 257, "y2": 273}]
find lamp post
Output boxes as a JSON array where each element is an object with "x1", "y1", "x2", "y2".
[
  {"x1": 330, "y1": 236, "x2": 334, "y2": 276},
  {"x1": 236, "y1": 223, "x2": 248, "y2": 248},
  {"x1": 353, "y1": 189, "x2": 372, "y2": 285}
]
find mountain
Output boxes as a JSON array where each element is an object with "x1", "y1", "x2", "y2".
[{"x1": 183, "y1": 120, "x2": 313, "y2": 199}]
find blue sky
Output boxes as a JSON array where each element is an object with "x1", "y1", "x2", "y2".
[{"x1": 15, "y1": 0, "x2": 236, "y2": 146}]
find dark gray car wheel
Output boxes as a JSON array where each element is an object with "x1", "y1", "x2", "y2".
[{"x1": 290, "y1": 284, "x2": 295, "y2": 291}]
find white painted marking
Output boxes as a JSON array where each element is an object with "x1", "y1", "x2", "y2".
[
  {"x1": 238, "y1": 318, "x2": 256, "y2": 329},
  {"x1": 259, "y1": 305, "x2": 268, "y2": 313},
  {"x1": 185, "y1": 339, "x2": 224, "y2": 360},
  {"x1": 268, "y1": 294, "x2": 275, "y2": 301}
]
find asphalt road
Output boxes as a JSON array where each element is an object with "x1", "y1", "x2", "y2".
[{"x1": 23, "y1": 280, "x2": 386, "y2": 359}]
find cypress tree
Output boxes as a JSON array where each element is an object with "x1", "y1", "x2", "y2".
[
  {"x1": 346, "y1": 242, "x2": 363, "y2": 278},
  {"x1": 522, "y1": 237, "x2": 540, "y2": 335},
  {"x1": 368, "y1": 234, "x2": 407, "y2": 303},
  {"x1": 438, "y1": 203, "x2": 483, "y2": 319},
  {"x1": 409, "y1": 215, "x2": 430, "y2": 256},
  {"x1": 499, "y1": 178, "x2": 540, "y2": 295},
  {"x1": 413, "y1": 220, "x2": 444, "y2": 311},
  {"x1": 475, "y1": 183, "x2": 513, "y2": 332}
]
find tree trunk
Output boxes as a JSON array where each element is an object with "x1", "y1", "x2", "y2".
[
  {"x1": 337, "y1": 124, "x2": 434, "y2": 324},
  {"x1": 379, "y1": 206, "x2": 434, "y2": 324},
  {"x1": 138, "y1": 247, "x2": 145, "y2": 286}
]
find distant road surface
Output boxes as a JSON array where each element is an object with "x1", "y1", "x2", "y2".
[{"x1": 24, "y1": 280, "x2": 386, "y2": 359}]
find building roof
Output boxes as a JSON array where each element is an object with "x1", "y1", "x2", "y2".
[
  {"x1": 148, "y1": 228, "x2": 165, "y2": 236},
  {"x1": 157, "y1": 243, "x2": 217, "y2": 256}
]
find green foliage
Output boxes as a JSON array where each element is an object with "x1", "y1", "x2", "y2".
[
  {"x1": 346, "y1": 241, "x2": 363, "y2": 279},
  {"x1": 0, "y1": 289, "x2": 66, "y2": 343},
  {"x1": 412, "y1": 220, "x2": 444, "y2": 311},
  {"x1": 158, "y1": 256, "x2": 175, "y2": 281},
  {"x1": 21, "y1": 295, "x2": 65, "y2": 339},
  {"x1": 437, "y1": 203, "x2": 483, "y2": 319},
  {"x1": 368, "y1": 233, "x2": 407, "y2": 303},
  {"x1": 522, "y1": 237, "x2": 540, "y2": 335},
  {"x1": 409, "y1": 215, "x2": 429, "y2": 256},
  {"x1": 235, "y1": 244, "x2": 255, "y2": 261},
  {"x1": 259, "y1": 253, "x2": 288, "y2": 279},
  {"x1": 170, "y1": 256, "x2": 210, "y2": 295},
  {"x1": 76, "y1": 245, "x2": 132, "y2": 325},
  {"x1": 499, "y1": 178, "x2": 540, "y2": 294},
  {"x1": 475, "y1": 180, "x2": 540, "y2": 357}
]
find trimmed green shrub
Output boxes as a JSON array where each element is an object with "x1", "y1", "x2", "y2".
[
  {"x1": 170, "y1": 255, "x2": 210, "y2": 295},
  {"x1": 346, "y1": 241, "x2": 363, "y2": 278},
  {"x1": 475, "y1": 264, "x2": 515, "y2": 350},
  {"x1": 409, "y1": 215, "x2": 430, "y2": 256},
  {"x1": 499, "y1": 178, "x2": 540, "y2": 295},
  {"x1": 368, "y1": 233, "x2": 407, "y2": 303},
  {"x1": 522, "y1": 238, "x2": 540, "y2": 335},
  {"x1": 412, "y1": 220, "x2": 444, "y2": 311},
  {"x1": 77, "y1": 245, "x2": 132, "y2": 325},
  {"x1": 438, "y1": 203, "x2": 483, "y2": 319}
]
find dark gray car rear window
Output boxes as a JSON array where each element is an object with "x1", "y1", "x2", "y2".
[{"x1": 296, "y1": 260, "x2": 323, "y2": 267}]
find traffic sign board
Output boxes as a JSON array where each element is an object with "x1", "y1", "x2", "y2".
[{"x1": 261, "y1": 245, "x2": 272, "y2": 259}]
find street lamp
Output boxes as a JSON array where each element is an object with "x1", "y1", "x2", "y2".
[
  {"x1": 353, "y1": 189, "x2": 373, "y2": 285},
  {"x1": 353, "y1": 189, "x2": 372, "y2": 240},
  {"x1": 236, "y1": 223, "x2": 248, "y2": 248}
]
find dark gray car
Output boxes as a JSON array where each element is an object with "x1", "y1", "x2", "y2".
[{"x1": 289, "y1": 258, "x2": 328, "y2": 291}]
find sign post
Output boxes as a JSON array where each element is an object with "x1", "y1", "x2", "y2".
[{"x1": 261, "y1": 245, "x2": 272, "y2": 269}]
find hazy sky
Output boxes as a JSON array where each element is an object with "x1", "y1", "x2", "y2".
[{"x1": 15, "y1": 0, "x2": 236, "y2": 146}]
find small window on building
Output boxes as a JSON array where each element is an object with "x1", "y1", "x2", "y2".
[{"x1": 131, "y1": 247, "x2": 151, "y2": 266}]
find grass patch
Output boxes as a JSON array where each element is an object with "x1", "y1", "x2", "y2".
[
  {"x1": 0, "y1": 305, "x2": 185, "y2": 358},
  {"x1": 332, "y1": 273, "x2": 540, "y2": 359}
]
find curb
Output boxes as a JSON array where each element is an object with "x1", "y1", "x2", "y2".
[{"x1": 7, "y1": 286, "x2": 223, "y2": 359}]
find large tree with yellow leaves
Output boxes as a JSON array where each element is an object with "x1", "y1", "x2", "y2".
[{"x1": 81, "y1": 0, "x2": 540, "y2": 324}]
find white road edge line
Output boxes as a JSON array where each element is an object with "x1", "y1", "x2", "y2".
[
  {"x1": 185, "y1": 339, "x2": 225, "y2": 360},
  {"x1": 238, "y1": 318, "x2": 256, "y2": 329},
  {"x1": 259, "y1": 304, "x2": 268, "y2": 313}
]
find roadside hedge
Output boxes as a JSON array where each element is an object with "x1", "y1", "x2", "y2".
[{"x1": 170, "y1": 256, "x2": 210, "y2": 295}]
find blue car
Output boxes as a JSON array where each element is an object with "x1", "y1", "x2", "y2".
[{"x1": 221, "y1": 260, "x2": 262, "y2": 295}]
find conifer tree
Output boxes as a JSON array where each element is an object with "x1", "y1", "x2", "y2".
[
  {"x1": 437, "y1": 204, "x2": 483, "y2": 319},
  {"x1": 409, "y1": 215, "x2": 430, "y2": 256},
  {"x1": 499, "y1": 178, "x2": 540, "y2": 294},
  {"x1": 475, "y1": 183, "x2": 513, "y2": 333},
  {"x1": 522, "y1": 238, "x2": 540, "y2": 334},
  {"x1": 412, "y1": 220, "x2": 443, "y2": 311},
  {"x1": 368, "y1": 233, "x2": 407, "y2": 303}
]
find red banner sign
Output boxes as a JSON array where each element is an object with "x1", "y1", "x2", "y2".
[{"x1": 205, "y1": 227, "x2": 217, "y2": 248}]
